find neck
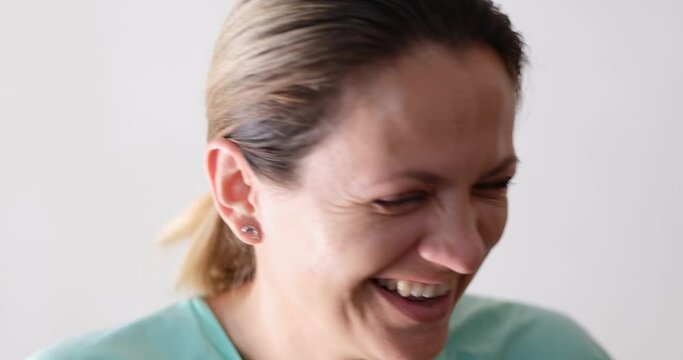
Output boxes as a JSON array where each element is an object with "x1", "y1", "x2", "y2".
[{"x1": 207, "y1": 275, "x2": 331, "y2": 359}]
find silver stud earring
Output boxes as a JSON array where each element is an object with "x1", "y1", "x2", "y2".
[{"x1": 240, "y1": 225, "x2": 260, "y2": 240}]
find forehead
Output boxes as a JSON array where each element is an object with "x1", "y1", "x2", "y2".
[{"x1": 302, "y1": 44, "x2": 517, "y2": 189}]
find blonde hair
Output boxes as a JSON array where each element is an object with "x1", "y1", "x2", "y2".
[{"x1": 160, "y1": 0, "x2": 526, "y2": 296}]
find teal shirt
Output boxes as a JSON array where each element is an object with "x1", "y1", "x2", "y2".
[{"x1": 29, "y1": 295, "x2": 610, "y2": 359}]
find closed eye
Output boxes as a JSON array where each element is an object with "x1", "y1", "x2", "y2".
[
  {"x1": 475, "y1": 177, "x2": 513, "y2": 190},
  {"x1": 473, "y1": 177, "x2": 514, "y2": 197},
  {"x1": 372, "y1": 192, "x2": 429, "y2": 210}
]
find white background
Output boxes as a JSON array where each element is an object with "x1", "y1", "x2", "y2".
[{"x1": 1, "y1": 1, "x2": 681, "y2": 359}]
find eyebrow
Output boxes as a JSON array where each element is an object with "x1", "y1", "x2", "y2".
[
  {"x1": 383, "y1": 154, "x2": 519, "y2": 185},
  {"x1": 481, "y1": 154, "x2": 519, "y2": 178}
]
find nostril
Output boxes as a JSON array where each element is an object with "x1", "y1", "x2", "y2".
[{"x1": 456, "y1": 252, "x2": 485, "y2": 274}]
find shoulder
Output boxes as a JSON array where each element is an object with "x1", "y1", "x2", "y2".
[
  {"x1": 438, "y1": 294, "x2": 611, "y2": 360},
  {"x1": 28, "y1": 298, "x2": 225, "y2": 360}
]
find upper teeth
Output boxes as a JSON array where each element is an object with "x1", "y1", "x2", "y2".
[{"x1": 376, "y1": 279, "x2": 452, "y2": 299}]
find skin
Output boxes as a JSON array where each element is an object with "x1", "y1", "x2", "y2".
[{"x1": 205, "y1": 43, "x2": 518, "y2": 359}]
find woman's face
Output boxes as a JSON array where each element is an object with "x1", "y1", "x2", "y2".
[{"x1": 255, "y1": 44, "x2": 517, "y2": 359}]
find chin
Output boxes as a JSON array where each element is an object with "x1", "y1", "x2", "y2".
[
  {"x1": 352, "y1": 277, "x2": 459, "y2": 359},
  {"x1": 365, "y1": 323, "x2": 449, "y2": 360},
  {"x1": 377, "y1": 336, "x2": 448, "y2": 360}
]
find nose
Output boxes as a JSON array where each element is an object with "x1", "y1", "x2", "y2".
[{"x1": 416, "y1": 197, "x2": 487, "y2": 274}]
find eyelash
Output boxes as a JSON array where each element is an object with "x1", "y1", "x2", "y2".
[
  {"x1": 373, "y1": 177, "x2": 514, "y2": 209},
  {"x1": 474, "y1": 177, "x2": 514, "y2": 192},
  {"x1": 373, "y1": 192, "x2": 429, "y2": 208}
]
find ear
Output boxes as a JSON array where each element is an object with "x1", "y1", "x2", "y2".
[{"x1": 205, "y1": 138, "x2": 262, "y2": 245}]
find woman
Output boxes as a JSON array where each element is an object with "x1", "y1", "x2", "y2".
[{"x1": 32, "y1": 0, "x2": 610, "y2": 359}]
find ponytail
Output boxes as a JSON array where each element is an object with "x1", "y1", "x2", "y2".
[{"x1": 157, "y1": 194, "x2": 255, "y2": 296}]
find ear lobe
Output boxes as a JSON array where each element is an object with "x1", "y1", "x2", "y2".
[{"x1": 206, "y1": 139, "x2": 261, "y2": 243}]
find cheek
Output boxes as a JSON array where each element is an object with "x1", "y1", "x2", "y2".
[
  {"x1": 477, "y1": 199, "x2": 509, "y2": 249},
  {"x1": 258, "y1": 192, "x2": 394, "y2": 289},
  {"x1": 320, "y1": 211, "x2": 429, "y2": 279},
  {"x1": 257, "y1": 193, "x2": 322, "y2": 288}
]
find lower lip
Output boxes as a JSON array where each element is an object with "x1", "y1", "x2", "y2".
[{"x1": 373, "y1": 281, "x2": 453, "y2": 324}]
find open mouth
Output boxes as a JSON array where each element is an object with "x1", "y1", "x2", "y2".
[
  {"x1": 373, "y1": 278, "x2": 452, "y2": 300},
  {"x1": 371, "y1": 278, "x2": 454, "y2": 323}
]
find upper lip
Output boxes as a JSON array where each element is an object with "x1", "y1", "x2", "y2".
[{"x1": 373, "y1": 276, "x2": 456, "y2": 286}]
